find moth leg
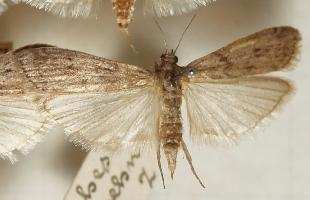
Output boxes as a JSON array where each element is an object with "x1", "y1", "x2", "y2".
[
  {"x1": 181, "y1": 139, "x2": 205, "y2": 188},
  {"x1": 157, "y1": 145, "x2": 166, "y2": 189}
]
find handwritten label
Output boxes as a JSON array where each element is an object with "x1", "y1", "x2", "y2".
[{"x1": 65, "y1": 152, "x2": 157, "y2": 200}]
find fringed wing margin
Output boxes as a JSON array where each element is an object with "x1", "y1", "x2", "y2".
[
  {"x1": 184, "y1": 77, "x2": 293, "y2": 145},
  {"x1": 182, "y1": 26, "x2": 300, "y2": 145},
  {"x1": 0, "y1": 43, "x2": 155, "y2": 160},
  {"x1": 144, "y1": 0, "x2": 215, "y2": 17},
  {"x1": 44, "y1": 87, "x2": 160, "y2": 153},
  {"x1": 22, "y1": 0, "x2": 104, "y2": 17},
  {"x1": 0, "y1": 95, "x2": 52, "y2": 162}
]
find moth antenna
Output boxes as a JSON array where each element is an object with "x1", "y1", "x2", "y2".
[
  {"x1": 157, "y1": 147, "x2": 166, "y2": 189},
  {"x1": 124, "y1": 30, "x2": 139, "y2": 54},
  {"x1": 153, "y1": 17, "x2": 168, "y2": 51},
  {"x1": 181, "y1": 139, "x2": 205, "y2": 188},
  {"x1": 174, "y1": 13, "x2": 197, "y2": 54}
]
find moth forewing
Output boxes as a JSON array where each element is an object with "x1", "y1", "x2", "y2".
[
  {"x1": 0, "y1": 26, "x2": 301, "y2": 189},
  {"x1": 0, "y1": 44, "x2": 156, "y2": 161},
  {"x1": 182, "y1": 26, "x2": 300, "y2": 145},
  {"x1": 0, "y1": 49, "x2": 53, "y2": 162},
  {"x1": 9, "y1": 45, "x2": 154, "y2": 93},
  {"x1": 187, "y1": 26, "x2": 301, "y2": 81}
]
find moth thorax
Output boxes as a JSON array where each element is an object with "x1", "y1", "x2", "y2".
[
  {"x1": 112, "y1": 0, "x2": 136, "y2": 30},
  {"x1": 163, "y1": 70, "x2": 182, "y2": 92}
]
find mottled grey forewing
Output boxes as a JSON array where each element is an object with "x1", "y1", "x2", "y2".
[
  {"x1": 0, "y1": 44, "x2": 154, "y2": 95},
  {"x1": 187, "y1": 26, "x2": 300, "y2": 81}
]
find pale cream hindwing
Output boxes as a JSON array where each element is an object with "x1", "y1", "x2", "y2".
[
  {"x1": 22, "y1": 0, "x2": 103, "y2": 17},
  {"x1": 183, "y1": 26, "x2": 299, "y2": 144},
  {"x1": 22, "y1": 0, "x2": 213, "y2": 17},
  {"x1": 144, "y1": 0, "x2": 215, "y2": 17},
  {"x1": 0, "y1": 95, "x2": 51, "y2": 162},
  {"x1": 184, "y1": 77, "x2": 292, "y2": 145},
  {"x1": 45, "y1": 88, "x2": 159, "y2": 152},
  {"x1": 0, "y1": 44, "x2": 156, "y2": 161}
]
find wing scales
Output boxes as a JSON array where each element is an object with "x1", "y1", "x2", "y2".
[
  {"x1": 184, "y1": 77, "x2": 292, "y2": 145},
  {"x1": 22, "y1": 0, "x2": 214, "y2": 18},
  {"x1": 22, "y1": 0, "x2": 103, "y2": 17},
  {"x1": 0, "y1": 45, "x2": 154, "y2": 94},
  {"x1": 144, "y1": 0, "x2": 215, "y2": 17},
  {"x1": 0, "y1": 26, "x2": 300, "y2": 165},
  {"x1": 46, "y1": 88, "x2": 159, "y2": 152},
  {"x1": 0, "y1": 44, "x2": 156, "y2": 161},
  {"x1": 187, "y1": 27, "x2": 301, "y2": 81},
  {"x1": 0, "y1": 95, "x2": 51, "y2": 162},
  {"x1": 183, "y1": 26, "x2": 299, "y2": 144}
]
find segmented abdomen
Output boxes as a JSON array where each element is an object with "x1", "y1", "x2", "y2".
[
  {"x1": 112, "y1": 0, "x2": 136, "y2": 32},
  {"x1": 159, "y1": 93, "x2": 183, "y2": 148}
]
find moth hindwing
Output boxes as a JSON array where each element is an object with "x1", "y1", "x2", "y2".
[
  {"x1": 21, "y1": 0, "x2": 215, "y2": 32},
  {"x1": 0, "y1": 26, "x2": 300, "y2": 187}
]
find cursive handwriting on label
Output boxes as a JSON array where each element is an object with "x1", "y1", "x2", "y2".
[
  {"x1": 127, "y1": 152, "x2": 141, "y2": 169},
  {"x1": 93, "y1": 156, "x2": 110, "y2": 179},
  {"x1": 139, "y1": 168, "x2": 156, "y2": 188},
  {"x1": 75, "y1": 153, "x2": 156, "y2": 200},
  {"x1": 76, "y1": 181, "x2": 97, "y2": 200},
  {"x1": 109, "y1": 171, "x2": 130, "y2": 200}
]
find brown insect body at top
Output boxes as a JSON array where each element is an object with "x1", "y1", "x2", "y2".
[
  {"x1": 21, "y1": 0, "x2": 214, "y2": 32},
  {"x1": 112, "y1": 0, "x2": 136, "y2": 32}
]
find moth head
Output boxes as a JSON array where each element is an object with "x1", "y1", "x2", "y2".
[{"x1": 160, "y1": 49, "x2": 178, "y2": 64}]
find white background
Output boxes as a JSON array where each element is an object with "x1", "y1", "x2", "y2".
[{"x1": 0, "y1": 0, "x2": 310, "y2": 199}]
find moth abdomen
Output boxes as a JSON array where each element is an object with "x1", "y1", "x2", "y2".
[
  {"x1": 160, "y1": 120, "x2": 182, "y2": 178},
  {"x1": 159, "y1": 91, "x2": 183, "y2": 178},
  {"x1": 112, "y1": 0, "x2": 136, "y2": 31}
]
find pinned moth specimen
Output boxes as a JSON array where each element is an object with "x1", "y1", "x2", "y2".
[
  {"x1": 0, "y1": 27, "x2": 300, "y2": 187},
  {"x1": 0, "y1": 0, "x2": 19, "y2": 14},
  {"x1": 21, "y1": 0, "x2": 215, "y2": 32}
]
